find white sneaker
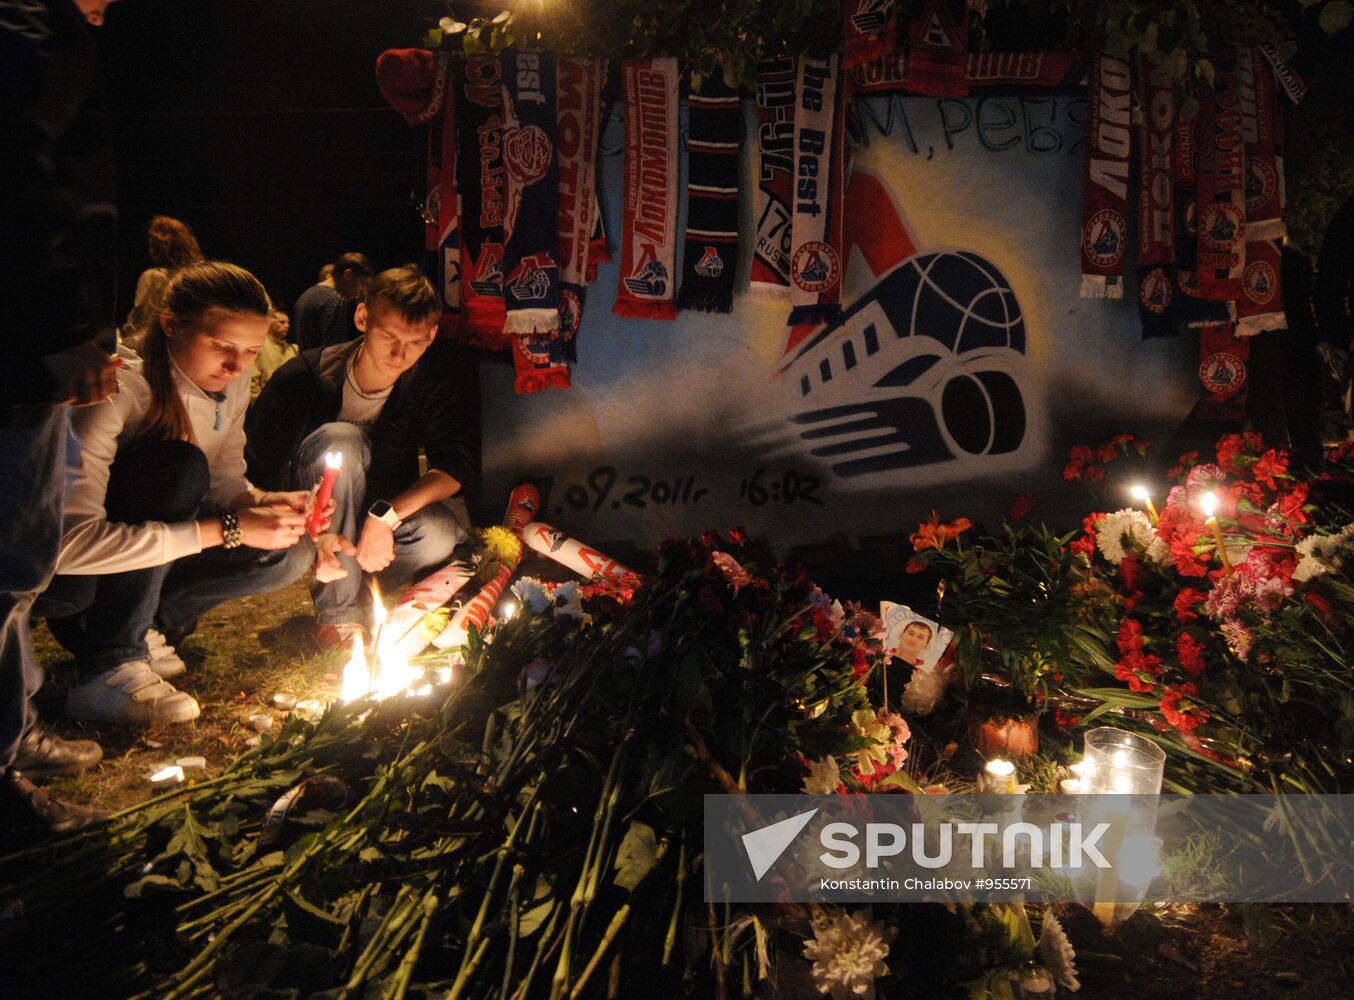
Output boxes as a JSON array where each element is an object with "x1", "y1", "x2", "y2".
[
  {"x1": 67, "y1": 661, "x2": 201, "y2": 726},
  {"x1": 144, "y1": 628, "x2": 187, "y2": 679}
]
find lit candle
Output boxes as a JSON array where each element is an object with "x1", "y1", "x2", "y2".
[
  {"x1": 1130, "y1": 484, "x2": 1158, "y2": 524},
  {"x1": 150, "y1": 765, "x2": 185, "y2": 790},
  {"x1": 981, "y1": 757, "x2": 1017, "y2": 794},
  {"x1": 306, "y1": 451, "x2": 343, "y2": 539},
  {"x1": 1199, "y1": 491, "x2": 1233, "y2": 573}
]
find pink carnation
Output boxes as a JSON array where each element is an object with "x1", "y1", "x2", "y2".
[{"x1": 710, "y1": 552, "x2": 752, "y2": 594}]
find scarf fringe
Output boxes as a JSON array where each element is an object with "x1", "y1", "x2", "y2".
[
  {"x1": 1079, "y1": 274, "x2": 1123, "y2": 300},
  {"x1": 1248, "y1": 220, "x2": 1287, "y2": 242},
  {"x1": 1236, "y1": 312, "x2": 1287, "y2": 337},
  {"x1": 676, "y1": 285, "x2": 734, "y2": 314},
  {"x1": 503, "y1": 310, "x2": 560, "y2": 337}
]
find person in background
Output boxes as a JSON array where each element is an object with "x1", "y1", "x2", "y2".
[
  {"x1": 293, "y1": 252, "x2": 373, "y2": 351},
  {"x1": 1, "y1": 0, "x2": 126, "y2": 834},
  {"x1": 119, "y1": 215, "x2": 205, "y2": 351},
  {"x1": 250, "y1": 309, "x2": 298, "y2": 401},
  {"x1": 317, "y1": 263, "x2": 334, "y2": 282},
  {"x1": 248, "y1": 266, "x2": 479, "y2": 649},
  {"x1": 41, "y1": 261, "x2": 350, "y2": 726}
]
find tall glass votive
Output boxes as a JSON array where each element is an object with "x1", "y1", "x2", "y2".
[
  {"x1": 1081, "y1": 727, "x2": 1165, "y2": 927},
  {"x1": 1082, "y1": 727, "x2": 1165, "y2": 796}
]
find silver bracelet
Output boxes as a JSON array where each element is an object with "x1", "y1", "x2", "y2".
[{"x1": 221, "y1": 511, "x2": 243, "y2": 550}]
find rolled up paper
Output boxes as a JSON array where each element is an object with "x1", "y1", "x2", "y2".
[
  {"x1": 521, "y1": 521, "x2": 634, "y2": 582},
  {"x1": 433, "y1": 484, "x2": 540, "y2": 651}
]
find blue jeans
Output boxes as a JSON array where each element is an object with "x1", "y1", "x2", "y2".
[
  {"x1": 0, "y1": 405, "x2": 69, "y2": 773},
  {"x1": 38, "y1": 439, "x2": 210, "y2": 677},
  {"x1": 295, "y1": 422, "x2": 466, "y2": 625}
]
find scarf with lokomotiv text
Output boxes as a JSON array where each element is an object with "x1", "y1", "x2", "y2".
[
  {"x1": 614, "y1": 58, "x2": 680, "y2": 319},
  {"x1": 1080, "y1": 52, "x2": 1130, "y2": 299}
]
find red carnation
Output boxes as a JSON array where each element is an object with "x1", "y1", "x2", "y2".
[
  {"x1": 1176, "y1": 631, "x2": 1208, "y2": 677},
  {"x1": 1174, "y1": 587, "x2": 1205, "y2": 622},
  {"x1": 1115, "y1": 651, "x2": 1163, "y2": 693},
  {"x1": 1251, "y1": 450, "x2": 1288, "y2": 490},
  {"x1": 1160, "y1": 683, "x2": 1208, "y2": 732},
  {"x1": 1116, "y1": 618, "x2": 1145, "y2": 654}
]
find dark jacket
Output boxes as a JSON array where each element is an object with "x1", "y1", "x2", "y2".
[
  {"x1": 1, "y1": 0, "x2": 117, "y2": 405},
  {"x1": 246, "y1": 337, "x2": 482, "y2": 516}
]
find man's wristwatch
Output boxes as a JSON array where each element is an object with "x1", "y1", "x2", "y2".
[
  {"x1": 368, "y1": 500, "x2": 402, "y2": 530},
  {"x1": 221, "y1": 511, "x2": 243, "y2": 549}
]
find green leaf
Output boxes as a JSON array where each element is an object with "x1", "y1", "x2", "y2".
[
  {"x1": 518, "y1": 898, "x2": 556, "y2": 937},
  {"x1": 123, "y1": 873, "x2": 189, "y2": 898},
  {"x1": 613, "y1": 821, "x2": 659, "y2": 892}
]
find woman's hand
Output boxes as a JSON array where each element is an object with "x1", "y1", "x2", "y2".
[
  {"x1": 237, "y1": 506, "x2": 306, "y2": 550},
  {"x1": 314, "y1": 532, "x2": 357, "y2": 582},
  {"x1": 256, "y1": 490, "x2": 311, "y2": 513}
]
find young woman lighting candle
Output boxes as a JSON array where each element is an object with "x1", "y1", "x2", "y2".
[{"x1": 39, "y1": 262, "x2": 352, "y2": 726}]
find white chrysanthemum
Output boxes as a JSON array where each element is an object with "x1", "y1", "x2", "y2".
[
  {"x1": 511, "y1": 577, "x2": 551, "y2": 614},
  {"x1": 1037, "y1": 912, "x2": 1081, "y2": 992},
  {"x1": 1292, "y1": 522, "x2": 1354, "y2": 583},
  {"x1": 849, "y1": 710, "x2": 892, "y2": 776},
  {"x1": 901, "y1": 667, "x2": 947, "y2": 715},
  {"x1": 802, "y1": 756, "x2": 842, "y2": 794},
  {"x1": 552, "y1": 580, "x2": 586, "y2": 620},
  {"x1": 803, "y1": 907, "x2": 897, "y2": 1000},
  {"x1": 1096, "y1": 508, "x2": 1169, "y2": 566}
]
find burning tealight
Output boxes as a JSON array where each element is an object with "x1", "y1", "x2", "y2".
[
  {"x1": 175, "y1": 756, "x2": 207, "y2": 771},
  {"x1": 272, "y1": 692, "x2": 298, "y2": 711},
  {"x1": 980, "y1": 758, "x2": 1017, "y2": 794},
  {"x1": 436, "y1": 667, "x2": 453, "y2": 685},
  {"x1": 1059, "y1": 777, "x2": 1084, "y2": 794},
  {"x1": 248, "y1": 713, "x2": 274, "y2": 733},
  {"x1": 498, "y1": 599, "x2": 518, "y2": 622},
  {"x1": 149, "y1": 765, "x2": 185, "y2": 789}
]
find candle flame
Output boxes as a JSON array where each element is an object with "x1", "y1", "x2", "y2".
[
  {"x1": 1199, "y1": 491, "x2": 1219, "y2": 519},
  {"x1": 324, "y1": 451, "x2": 343, "y2": 470},
  {"x1": 340, "y1": 632, "x2": 369, "y2": 703},
  {"x1": 369, "y1": 579, "x2": 387, "y2": 627},
  {"x1": 1129, "y1": 484, "x2": 1149, "y2": 501},
  {"x1": 985, "y1": 758, "x2": 1015, "y2": 777}
]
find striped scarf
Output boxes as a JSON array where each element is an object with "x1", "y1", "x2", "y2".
[{"x1": 677, "y1": 72, "x2": 741, "y2": 314}]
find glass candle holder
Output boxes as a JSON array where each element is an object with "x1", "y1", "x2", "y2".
[{"x1": 1082, "y1": 727, "x2": 1165, "y2": 796}]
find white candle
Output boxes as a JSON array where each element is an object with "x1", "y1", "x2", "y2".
[
  {"x1": 175, "y1": 756, "x2": 207, "y2": 771},
  {"x1": 982, "y1": 758, "x2": 1016, "y2": 794},
  {"x1": 150, "y1": 765, "x2": 185, "y2": 789}
]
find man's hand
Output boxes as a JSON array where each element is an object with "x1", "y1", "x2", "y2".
[
  {"x1": 39, "y1": 341, "x2": 120, "y2": 406},
  {"x1": 355, "y1": 517, "x2": 395, "y2": 573},
  {"x1": 314, "y1": 532, "x2": 358, "y2": 582}
]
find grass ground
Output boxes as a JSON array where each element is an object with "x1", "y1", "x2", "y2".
[
  {"x1": 22, "y1": 573, "x2": 1354, "y2": 997},
  {"x1": 31, "y1": 576, "x2": 340, "y2": 814}
]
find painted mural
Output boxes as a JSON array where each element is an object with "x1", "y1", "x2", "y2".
[{"x1": 480, "y1": 94, "x2": 1201, "y2": 552}]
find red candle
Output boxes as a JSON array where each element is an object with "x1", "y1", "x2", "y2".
[{"x1": 307, "y1": 451, "x2": 342, "y2": 539}]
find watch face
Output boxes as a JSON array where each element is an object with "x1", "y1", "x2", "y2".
[{"x1": 369, "y1": 501, "x2": 392, "y2": 519}]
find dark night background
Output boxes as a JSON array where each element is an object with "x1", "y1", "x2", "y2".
[{"x1": 100, "y1": 0, "x2": 434, "y2": 318}]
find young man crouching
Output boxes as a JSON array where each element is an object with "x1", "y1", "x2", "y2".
[{"x1": 247, "y1": 266, "x2": 480, "y2": 647}]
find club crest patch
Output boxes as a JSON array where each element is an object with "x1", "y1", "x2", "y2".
[
  {"x1": 1082, "y1": 209, "x2": 1126, "y2": 269},
  {"x1": 791, "y1": 241, "x2": 840, "y2": 293},
  {"x1": 504, "y1": 125, "x2": 552, "y2": 185}
]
